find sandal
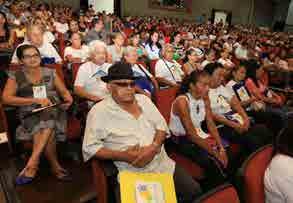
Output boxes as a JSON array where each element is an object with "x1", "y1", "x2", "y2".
[{"x1": 15, "y1": 167, "x2": 37, "y2": 186}]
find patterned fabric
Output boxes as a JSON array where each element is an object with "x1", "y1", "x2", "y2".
[{"x1": 8, "y1": 67, "x2": 67, "y2": 141}]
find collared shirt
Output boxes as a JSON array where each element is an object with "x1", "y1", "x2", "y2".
[
  {"x1": 11, "y1": 41, "x2": 62, "y2": 64},
  {"x1": 155, "y1": 59, "x2": 184, "y2": 84},
  {"x1": 82, "y1": 94, "x2": 175, "y2": 174},
  {"x1": 74, "y1": 61, "x2": 111, "y2": 105}
]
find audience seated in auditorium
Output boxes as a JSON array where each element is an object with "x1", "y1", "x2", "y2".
[
  {"x1": 182, "y1": 47, "x2": 205, "y2": 75},
  {"x1": 84, "y1": 18, "x2": 107, "y2": 44},
  {"x1": 145, "y1": 30, "x2": 162, "y2": 60},
  {"x1": 205, "y1": 63, "x2": 273, "y2": 157},
  {"x1": 82, "y1": 62, "x2": 202, "y2": 203}
]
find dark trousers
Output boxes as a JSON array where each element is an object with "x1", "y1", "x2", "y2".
[
  {"x1": 115, "y1": 164, "x2": 202, "y2": 203},
  {"x1": 167, "y1": 138, "x2": 231, "y2": 191},
  {"x1": 218, "y1": 124, "x2": 273, "y2": 159}
]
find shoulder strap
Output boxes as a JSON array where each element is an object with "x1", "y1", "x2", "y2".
[{"x1": 162, "y1": 59, "x2": 176, "y2": 81}]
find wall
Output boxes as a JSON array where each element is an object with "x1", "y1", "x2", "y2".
[
  {"x1": 35, "y1": 0, "x2": 80, "y2": 11},
  {"x1": 121, "y1": 0, "x2": 274, "y2": 26}
]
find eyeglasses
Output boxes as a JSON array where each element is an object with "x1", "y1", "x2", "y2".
[
  {"x1": 23, "y1": 54, "x2": 40, "y2": 60},
  {"x1": 111, "y1": 81, "x2": 136, "y2": 88}
]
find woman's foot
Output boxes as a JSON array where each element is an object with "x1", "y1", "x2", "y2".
[
  {"x1": 15, "y1": 166, "x2": 38, "y2": 186},
  {"x1": 51, "y1": 167, "x2": 72, "y2": 182}
]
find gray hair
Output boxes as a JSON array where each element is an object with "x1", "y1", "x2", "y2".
[{"x1": 88, "y1": 40, "x2": 107, "y2": 55}]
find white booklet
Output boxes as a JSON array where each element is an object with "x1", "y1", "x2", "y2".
[
  {"x1": 135, "y1": 181, "x2": 165, "y2": 203},
  {"x1": 0, "y1": 132, "x2": 8, "y2": 144}
]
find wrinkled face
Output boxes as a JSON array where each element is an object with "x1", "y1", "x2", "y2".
[
  {"x1": 27, "y1": 26, "x2": 44, "y2": 47},
  {"x1": 20, "y1": 47, "x2": 41, "y2": 68},
  {"x1": 91, "y1": 46, "x2": 107, "y2": 65},
  {"x1": 114, "y1": 34, "x2": 125, "y2": 46},
  {"x1": 108, "y1": 79, "x2": 136, "y2": 103},
  {"x1": 71, "y1": 33, "x2": 81, "y2": 48},
  {"x1": 190, "y1": 75, "x2": 210, "y2": 98},
  {"x1": 233, "y1": 66, "x2": 246, "y2": 82},
  {"x1": 124, "y1": 49, "x2": 138, "y2": 64}
]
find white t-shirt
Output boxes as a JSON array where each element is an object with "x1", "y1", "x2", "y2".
[
  {"x1": 235, "y1": 46, "x2": 248, "y2": 59},
  {"x1": 11, "y1": 41, "x2": 62, "y2": 64},
  {"x1": 64, "y1": 45, "x2": 90, "y2": 62},
  {"x1": 74, "y1": 61, "x2": 111, "y2": 101},
  {"x1": 208, "y1": 85, "x2": 234, "y2": 115},
  {"x1": 264, "y1": 154, "x2": 293, "y2": 203},
  {"x1": 209, "y1": 85, "x2": 244, "y2": 124},
  {"x1": 54, "y1": 22, "x2": 69, "y2": 34},
  {"x1": 155, "y1": 59, "x2": 184, "y2": 84}
]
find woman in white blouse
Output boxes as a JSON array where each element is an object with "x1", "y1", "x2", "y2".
[
  {"x1": 169, "y1": 70, "x2": 229, "y2": 189},
  {"x1": 145, "y1": 30, "x2": 162, "y2": 60},
  {"x1": 64, "y1": 32, "x2": 89, "y2": 63},
  {"x1": 264, "y1": 125, "x2": 293, "y2": 203}
]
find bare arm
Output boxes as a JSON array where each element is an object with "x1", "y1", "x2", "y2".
[
  {"x1": 74, "y1": 86, "x2": 103, "y2": 102},
  {"x1": 156, "y1": 77, "x2": 179, "y2": 88}
]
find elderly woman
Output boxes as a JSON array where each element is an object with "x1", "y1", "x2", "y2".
[
  {"x1": 155, "y1": 43, "x2": 184, "y2": 88},
  {"x1": 122, "y1": 46, "x2": 158, "y2": 96},
  {"x1": 2, "y1": 44, "x2": 73, "y2": 185},
  {"x1": 74, "y1": 40, "x2": 112, "y2": 106},
  {"x1": 11, "y1": 24, "x2": 62, "y2": 64}
]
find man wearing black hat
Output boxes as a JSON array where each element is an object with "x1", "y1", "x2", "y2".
[{"x1": 82, "y1": 62, "x2": 202, "y2": 202}]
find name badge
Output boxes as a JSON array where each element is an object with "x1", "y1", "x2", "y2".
[{"x1": 32, "y1": 85, "x2": 47, "y2": 99}]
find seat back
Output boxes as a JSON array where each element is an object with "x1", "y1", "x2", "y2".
[
  {"x1": 194, "y1": 183, "x2": 240, "y2": 203},
  {"x1": 0, "y1": 98, "x2": 12, "y2": 154},
  {"x1": 155, "y1": 87, "x2": 178, "y2": 123},
  {"x1": 149, "y1": 59, "x2": 158, "y2": 76},
  {"x1": 72, "y1": 63, "x2": 83, "y2": 84},
  {"x1": 237, "y1": 144, "x2": 273, "y2": 203}
]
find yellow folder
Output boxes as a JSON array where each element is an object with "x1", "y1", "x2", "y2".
[{"x1": 119, "y1": 171, "x2": 177, "y2": 203}]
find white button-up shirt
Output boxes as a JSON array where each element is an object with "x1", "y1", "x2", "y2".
[{"x1": 82, "y1": 94, "x2": 175, "y2": 175}]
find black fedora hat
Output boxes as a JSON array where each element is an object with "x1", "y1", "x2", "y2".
[{"x1": 101, "y1": 62, "x2": 138, "y2": 83}]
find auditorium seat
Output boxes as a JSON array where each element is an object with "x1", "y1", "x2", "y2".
[
  {"x1": 193, "y1": 183, "x2": 240, "y2": 203},
  {"x1": 236, "y1": 144, "x2": 273, "y2": 203}
]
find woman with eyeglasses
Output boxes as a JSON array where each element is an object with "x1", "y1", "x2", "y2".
[{"x1": 2, "y1": 44, "x2": 73, "y2": 185}]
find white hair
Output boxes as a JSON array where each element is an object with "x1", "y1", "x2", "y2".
[{"x1": 88, "y1": 40, "x2": 107, "y2": 55}]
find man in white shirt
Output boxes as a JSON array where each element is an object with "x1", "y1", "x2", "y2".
[
  {"x1": 11, "y1": 24, "x2": 62, "y2": 64},
  {"x1": 74, "y1": 40, "x2": 111, "y2": 106},
  {"x1": 155, "y1": 44, "x2": 184, "y2": 88},
  {"x1": 83, "y1": 62, "x2": 202, "y2": 202},
  {"x1": 234, "y1": 42, "x2": 249, "y2": 60}
]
